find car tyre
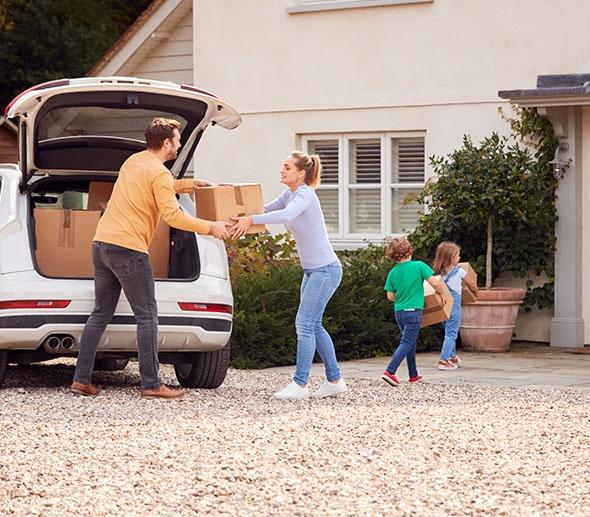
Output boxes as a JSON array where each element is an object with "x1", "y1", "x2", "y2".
[
  {"x1": 173, "y1": 344, "x2": 230, "y2": 389},
  {"x1": 0, "y1": 350, "x2": 8, "y2": 387},
  {"x1": 94, "y1": 358, "x2": 129, "y2": 371}
]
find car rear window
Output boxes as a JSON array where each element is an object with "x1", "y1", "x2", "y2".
[{"x1": 37, "y1": 107, "x2": 188, "y2": 142}]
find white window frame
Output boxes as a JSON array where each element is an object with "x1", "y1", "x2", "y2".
[
  {"x1": 302, "y1": 132, "x2": 425, "y2": 247},
  {"x1": 287, "y1": 0, "x2": 433, "y2": 15}
]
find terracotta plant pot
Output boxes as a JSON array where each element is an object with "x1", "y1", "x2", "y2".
[{"x1": 459, "y1": 288, "x2": 526, "y2": 352}]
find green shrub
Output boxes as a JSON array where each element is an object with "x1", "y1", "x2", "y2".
[
  {"x1": 227, "y1": 234, "x2": 444, "y2": 369},
  {"x1": 410, "y1": 107, "x2": 558, "y2": 310}
]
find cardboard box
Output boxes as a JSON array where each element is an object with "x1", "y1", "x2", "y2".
[
  {"x1": 458, "y1": 262, "x2": 478, "y2": 304},
  {"x1": 88, "y1": 181, "x2": 114, "y2": 212},
  {"x1": 35, "y1": 208, "x2": 169, "y2": 279},
  {"x1": 194, "y1": 184, "x2": 266, "y2": 233},
  {"x1": 89, "y1": 181, "x2": 169, "y2": 277},
  {"x1": 35, "y1": 208, "x2": 101, "y2": 278},
  {"x1": 421, "y1": 275, "x2": 454, "y2": 328},
  {"x1": 148, "y1": 218, "x2": 170, "y2": 278}
]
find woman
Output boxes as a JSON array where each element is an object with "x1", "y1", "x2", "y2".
[{"x1": 231, "y1": 151, "x2": 346, "y2": 400}]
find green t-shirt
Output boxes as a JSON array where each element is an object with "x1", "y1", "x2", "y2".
[{"x1": 384, "y1": 260, "x2": 434, "y2": 311}]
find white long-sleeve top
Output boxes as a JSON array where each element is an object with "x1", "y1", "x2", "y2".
[{"x1": 252, "y1": 185, "x2": 338, "y2": 269}]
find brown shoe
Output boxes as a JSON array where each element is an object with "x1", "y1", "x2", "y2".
[
  {"x1": 70, "y1": 381, "x2": 100, "y2": 397},
  {"x1": 140, "y1": 384, "x2": 186, "y2": 399}
]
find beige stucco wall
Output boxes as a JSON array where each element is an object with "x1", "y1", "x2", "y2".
[{"x1": 188, "y1": 0, "x2": 590, "y2": 342}]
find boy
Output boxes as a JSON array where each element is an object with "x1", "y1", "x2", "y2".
[{"x1": 382, "y1": 237, "x2": 447, "y2": 386}]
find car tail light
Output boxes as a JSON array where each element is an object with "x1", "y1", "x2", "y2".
[
  {"x1": 178, "y1": 302, "x2": 232, "y2": 314},
  {"x1": 4, "y1": 79, "x2": 70, "y2": 117},
  {"x1": 0, "y1": 300, "x2": 71, "y2": 310}
]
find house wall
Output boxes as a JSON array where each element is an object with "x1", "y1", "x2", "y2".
[
  {"x1": 0, "y1": 126, "x2": 17, "y2": 164},
  {"x1": 130, "y1": 8, "x2": 193, "y2": 84},
  {"x1": 187, "y1": 0, "x2": 590, "y2": 342}
]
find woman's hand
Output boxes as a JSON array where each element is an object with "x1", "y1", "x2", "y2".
[
  {"x1": 194, "y1": 178, "x2": 214, "y2": 188},
  {"x1": 230, "y1": 216, "x2": 253, "y2": 238}
]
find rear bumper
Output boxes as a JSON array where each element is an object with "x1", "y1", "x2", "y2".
[{"x1": 0, "y1": 314, "x2": 232, "y2": 352}]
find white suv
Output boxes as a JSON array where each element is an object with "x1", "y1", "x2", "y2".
[{"x1": 0, "y1": 77, "x2": 241, "y2": 389}]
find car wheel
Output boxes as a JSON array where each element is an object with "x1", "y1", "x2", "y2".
[
  {"x1": 0, "y1": 350, "x2": 8, "y2": 387},
  {"x1": 173, "y1": 344, "x2": 230, "y2": 389},
  {"x1": 94, "y1": 358, "x2": 129, "y2": 371}
]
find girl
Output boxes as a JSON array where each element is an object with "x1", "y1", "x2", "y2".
[
  {"x1": 433, "y1": 241, "x2": 479, "y2": 370},
  {"x1": 231, "y1": 151, "x2": 346, "y2": 400}
]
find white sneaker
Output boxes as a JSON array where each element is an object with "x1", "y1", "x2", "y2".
[
  {"x1": 314, "y1": 378, "x2": 347, "y2": 398},
  {"x1": 274, "y1": 381, "x2": 310, "y2": 400}
]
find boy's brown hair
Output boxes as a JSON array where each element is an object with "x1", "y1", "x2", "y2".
[
  {"x1": 145, "y1": 117, "x2": 181, "y2": 150},
  {"x1": 386, "y1": 237, "x2": 413, "y2": 263}
]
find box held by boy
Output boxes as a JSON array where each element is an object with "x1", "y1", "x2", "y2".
[
  {"x1": 193, "y1": 184, "x2": 265, "y2": 233},
  {"x1": 421, "y1": 275, "x2": 454, "y2": 328},
  {"x1": 458, "y1": 262, "x2": 478, "y2": 304}
]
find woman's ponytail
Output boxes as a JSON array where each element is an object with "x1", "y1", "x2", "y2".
[{"x1": 292, "y1": 151, "x2": 322, "y2": 189}]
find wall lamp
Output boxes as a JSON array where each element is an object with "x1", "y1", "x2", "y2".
[{"x1": 549, "y1": 142, "x2": 569, "y2": 179}]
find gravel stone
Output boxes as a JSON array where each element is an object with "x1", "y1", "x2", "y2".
[{"x1": 0, "y1": 360, "x2": 588, "y2": 515}]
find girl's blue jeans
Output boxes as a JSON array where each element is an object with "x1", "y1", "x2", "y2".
[
  {"x1": 386, "y1": 309, "x2": 423, "y2": 378},
  {"x1": 440, "y1": 290, "x2": 462, "y2": 360},
  {"x1": 293, "y1": 261, "x2": 342, "y2": 386}
]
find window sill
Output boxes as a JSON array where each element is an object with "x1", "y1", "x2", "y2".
[{"x1": 287, "y1": 0, "x2": 433, "y2": 15}]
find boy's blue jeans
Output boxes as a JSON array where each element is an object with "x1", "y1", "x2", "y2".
[
  {"x1": 440, "y1": 290, "x2": 462, "y2": 360},
  {"x1": 386, "y1": 309, "x2": 423, "y2": 378},
  {"x1": 294, "y1": 261, "x2": 342, "y2": 386}
]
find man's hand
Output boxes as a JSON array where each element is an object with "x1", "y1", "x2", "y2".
[
  {"x1": 230, "y1": 216, "x2": 253, "y2": 238},
  {"x1": 208, "y1": 221, "x2": 231, "y2": 240},
  {"x1": 194, "y1": 179, "x2": 214, "y2": 188}
]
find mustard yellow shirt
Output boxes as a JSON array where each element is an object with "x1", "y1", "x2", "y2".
[{"x1": 94, "y1": 150, "x2": 211, "y2": 253}]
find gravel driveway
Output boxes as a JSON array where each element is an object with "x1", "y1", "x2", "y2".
[{"x1": 0, "y1": 360, "x2": 588, "y2": 516}]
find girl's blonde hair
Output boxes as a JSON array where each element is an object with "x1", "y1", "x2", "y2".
[
  {"x1": 291, "y1": 151, "x2": 322, "y2": 189},
  {"x1": 433, "y1": 241, "x2": 460, "y2": 275},
  {"x1": 386, "y1": 237, "x2": 413, "y2": 263}
]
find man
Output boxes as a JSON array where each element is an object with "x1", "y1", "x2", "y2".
[{"x1": 71, "y1": 118, "x2": 229, "y2": 399}]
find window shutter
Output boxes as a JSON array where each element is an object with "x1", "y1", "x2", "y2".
[
  {"x1": 350, "y1": 139, "x2": 381, "y2": 184},
  {"x1": 394, "y1": 139, "x2": 425, "y2": 183},
  {"x1": 350, "y1": 189, "x2": 381, "y2": 233},
  {"x1": 316, "y1": 190, "x2": 339, "y2": 233},
  {"x1": 392, "y1": 189, "x2": 423, "y2": 233},
  {"x1": 308, "y1": 140, "x2": 339, "y2": 184}
]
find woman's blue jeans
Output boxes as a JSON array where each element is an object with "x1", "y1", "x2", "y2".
[
  {"x1": 293, "y1": 261, "x2": 342, "y2": 386},
  {"x1": 440, "y1": 290, "x2": 462, "y2": 360},
  {"x1": 386, "y1": 309, "x2": 423, "y2": 378}
]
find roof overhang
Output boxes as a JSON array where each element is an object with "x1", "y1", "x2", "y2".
[
  {"x1": 0, "y1": 116, "x2": 17, "y2": 133},
  {"x1": 88, "y1": 0, "x2": 191, "y2": 77},
  {"x1": 499, "y1": 74, "x2": 590, "y2": 108}
]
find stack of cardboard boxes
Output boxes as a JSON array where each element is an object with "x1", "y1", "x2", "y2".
[{"x1": 34, "y1": 182, "x2": 266, "y2": 279}]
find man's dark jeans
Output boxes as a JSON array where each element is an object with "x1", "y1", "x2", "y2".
[{"x1": 73, "y1": 241, "x2": 161, "y2": 389}]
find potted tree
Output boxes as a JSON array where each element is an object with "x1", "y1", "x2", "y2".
[{"x1": 410, "y1": 109, "x2": 558, "y2": 351}]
